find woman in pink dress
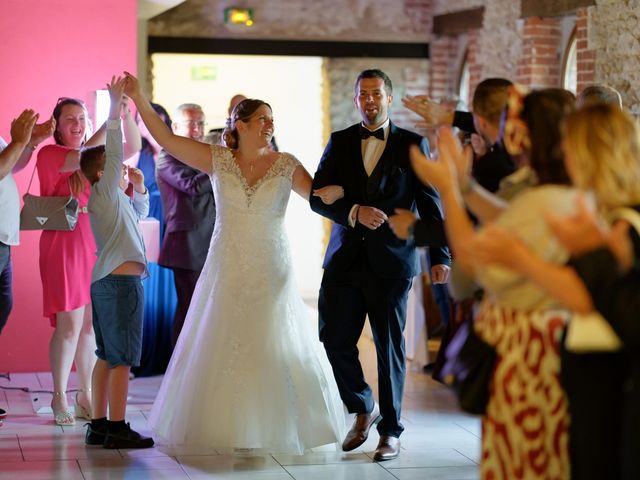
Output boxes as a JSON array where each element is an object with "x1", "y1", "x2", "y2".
[{"x1": 37, "y1": 97, "x2": 140, "y2": 425}]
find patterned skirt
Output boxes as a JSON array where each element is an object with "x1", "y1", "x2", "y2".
[{"x1": 475, "y1": 301, "x2": 570, "y2": 479}]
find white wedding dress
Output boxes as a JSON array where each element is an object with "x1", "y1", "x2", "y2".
[{"x1": 149, "y1": 146, "x2": 345, "y2": 454}]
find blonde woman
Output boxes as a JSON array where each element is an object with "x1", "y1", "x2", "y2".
[
  {"x1": 472, "y1": 104, "x2": 640, "y2": 479},
  {"x1": 410, "y1": 88, "x2": 577, "y2": 479}
]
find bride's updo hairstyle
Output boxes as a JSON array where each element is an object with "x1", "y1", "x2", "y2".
[{"x1": 222, "y1": 98, "x2": 272, "y2": 149}]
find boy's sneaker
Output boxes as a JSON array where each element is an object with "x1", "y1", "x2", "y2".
[
  {"x1": 85, "y1": 423, "x2": 107, "y2": 445},
  {"x1": 103, "y1": 423, "x2": 154, "y2": 449}
]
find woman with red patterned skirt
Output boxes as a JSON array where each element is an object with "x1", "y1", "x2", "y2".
[{"x1": 409, "y1": 88, "x2": 576, "y2": 479}]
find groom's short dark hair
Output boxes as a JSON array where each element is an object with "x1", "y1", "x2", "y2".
[{"x1": 356, "y1": 69, "x2": 393, "y2": 95}]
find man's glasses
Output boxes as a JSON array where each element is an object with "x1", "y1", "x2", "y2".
[{"x1": 179, "y1": 120, "x2": 206, "y2": 129}]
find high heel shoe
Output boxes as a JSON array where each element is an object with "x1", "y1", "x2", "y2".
[
  {"x1": 75, "y1": 388, "x2": 92, "y2": 421},
  {"x1": 52, "y1": 391, "x2": 75, "y2": 426}
]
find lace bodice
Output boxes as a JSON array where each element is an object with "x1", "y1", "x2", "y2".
[{"x1": 210, "y1": 145, "x2": 301, "y2": 212}]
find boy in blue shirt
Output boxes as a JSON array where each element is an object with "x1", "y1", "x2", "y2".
[{"x1": 80, "y1": 76, "x2": 153, "y2": 449}]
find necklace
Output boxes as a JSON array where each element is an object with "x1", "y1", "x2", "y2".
[
  {"x1": 237, "y1": 151, "x2": 267, "y2": 174},
  {"x1": 244, "y1": 156, "x2": 257, "y2": 173}
]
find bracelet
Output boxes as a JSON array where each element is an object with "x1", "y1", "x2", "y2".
[
  {"x1": 28, "y1": 144, "x2": 37, "y2": 151},
  {"x1": 460, "y1": 177, "x2": 477, "y2": 195}
]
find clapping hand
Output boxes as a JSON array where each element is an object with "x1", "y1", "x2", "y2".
[
  {"x1": 410, "y1": 127, "x2": 473, "y2": 194},
  {"x1": 29, "y1": 116, "x2": 56, "y2": 147},
  {"x1": 470, "y1": 133, "x2": 487, "y2": 157},
  {"x1": 472, "y1": 224, "x2": 528, "y2": 269},
  {"x1": 402, "y1": 95, "x2": 453, "y2": 129},
  {"x1": 10, "y1": 109, "x2": 39, "y2": 147},
  {"x1": 388, "y1": 208, "x2": 417, "y2": 240},
  {"x1": 312, "y1": 185, "x2": 344, "y2": 205}
]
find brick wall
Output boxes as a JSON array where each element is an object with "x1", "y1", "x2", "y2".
[
  {"x1": 467, "y1": 30, "x2": 481, "y2": 106},
  {"x1": 516, "y1": 17, "x2": 562, "y2": 89},
  {"x1": 427, "y1": 2, "x2": 605, "y2": 102},
  {"x1": 428, "y1": 35, "x2": 459, "y2": 100},
  {"x1": 404, "y1": 0, "x2": 434, "y2": 35},
  {"x1": 575, "y1": 7, "x2": 595, "y2": 93}
]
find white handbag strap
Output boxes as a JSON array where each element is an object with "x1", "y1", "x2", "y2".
[{"x1": 609, "y1": 207, "x2": 640, "y2": 237}]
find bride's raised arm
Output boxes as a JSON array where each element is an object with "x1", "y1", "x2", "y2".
[{"x1": 124, "y1": 72, "x2": 213, "y2": 174}]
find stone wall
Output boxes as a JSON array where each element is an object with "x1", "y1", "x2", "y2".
[
  {"x1": 432, "y1": 0, "x2": 521, "y2": 83},
  {"x1": 328, "y1": 58, "x2": 430, "y2": 133},
  {"x1": 148, "y1": 0, "x2": 640, "y2": 115},
  {"x1": 430, "y1": 0, "x2": 640, "y2": 112},
  {"x1": 150, "y1": 0, "x2": 432, "y2": 42},
  {"x1": 589, "y1": 1, "x2": 640, "y2": 113}
]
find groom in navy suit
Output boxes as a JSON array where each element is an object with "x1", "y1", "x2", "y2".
[{"x1": 311, "y1": 69, "x2": 450, "y2": 461}]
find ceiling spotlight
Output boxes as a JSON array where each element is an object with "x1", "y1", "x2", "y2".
[{"x1": 224, "y1": 7, "x2": 254, "y2": 27}]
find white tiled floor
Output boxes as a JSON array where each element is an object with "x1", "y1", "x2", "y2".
[{"x1": 0, "y1": 337, "x2": 481, "y2": 479}]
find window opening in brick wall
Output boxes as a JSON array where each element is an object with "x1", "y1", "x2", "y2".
[
  {"x1": 152, "y1": 53, "x2": 326, "y2": 298},
  {"x1": 562, "y1": 28, "x2": 578, "y2": 94},
  {"x1": 457, "y1": 51, "x2": 470, "y2": 111}
]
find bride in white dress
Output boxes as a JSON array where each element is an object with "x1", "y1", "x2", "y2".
[{"x1": 126, "y1": 74, "x2": 346, "y2": 453}]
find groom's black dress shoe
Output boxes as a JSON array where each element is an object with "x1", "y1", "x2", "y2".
[
  {"x1": 373, "y1": 435, "x2": 400, "y2": 461},
  {"x1": 342, "y1": 404, "x2": 381, "y2": 451}
]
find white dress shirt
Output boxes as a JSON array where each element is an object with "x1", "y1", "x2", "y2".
[{"x1": 0, "y1": 137, "x2": 20, "y2": 246}]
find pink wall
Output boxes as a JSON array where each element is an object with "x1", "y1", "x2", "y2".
[{"x1": 0, "y1": 0, "x2": 137, "y2": 372}]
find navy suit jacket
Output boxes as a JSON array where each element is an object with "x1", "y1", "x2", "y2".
[
  {"x1": 155, "y1": 150, "x2": 216, "y2": 271},
  {"x1": 311, "y1": 122, "x2": 450, "y2": 279}
]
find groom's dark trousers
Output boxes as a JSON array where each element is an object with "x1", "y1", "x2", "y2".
[{"x1": 311, "y1": 122, "x2": 449, "y2": 438}]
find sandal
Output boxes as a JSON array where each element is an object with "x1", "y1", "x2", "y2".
[
  {"x1": 52, "y1": 391, "x2": 75, "y2": 426},
  {"x1": 74, "y1": 389, "x2": 92, "y2": 421}
]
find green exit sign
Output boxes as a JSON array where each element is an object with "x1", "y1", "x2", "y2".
[{"x1": 191, "y1": 65, "x2": 217, "y2": 81}]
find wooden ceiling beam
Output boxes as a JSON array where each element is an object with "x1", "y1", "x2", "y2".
[
  {"x1": 521, "y1": 0, "x2": 595, "y2": 18},
  {"x1": 432, "y1": 7, "x2": 484, "y2": 36}
]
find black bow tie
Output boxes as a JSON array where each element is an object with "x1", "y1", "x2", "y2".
[{"x1": 359, "y1": 126, "x2": 385, "y2": 141}]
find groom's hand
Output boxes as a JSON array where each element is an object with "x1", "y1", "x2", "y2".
[
  {"x1": 431, "y1": 264, "x2": 450, "y2": 284},
  {"x1": 357, "y1": 206, "x2": 388, "y2": 230}
]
